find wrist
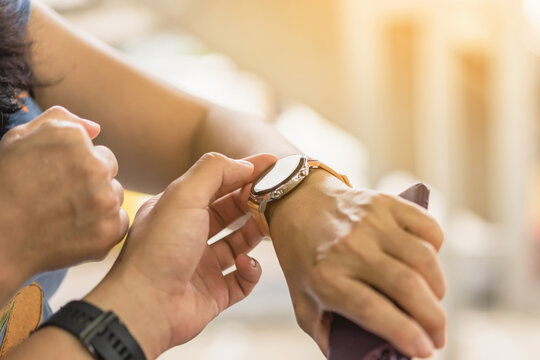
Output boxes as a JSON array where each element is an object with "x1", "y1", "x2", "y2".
[
  {"x1": 84, "y1": 270, "x2": 171, "y2": 359},
  {"x1": 265, "y1": 168, "x2": 349, "y2": 234}
]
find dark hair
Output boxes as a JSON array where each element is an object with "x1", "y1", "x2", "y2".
[{"x1": 0, "y1": 0, "x2": 34, "y2": 130}]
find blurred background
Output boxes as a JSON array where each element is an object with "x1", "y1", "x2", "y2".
[{"x1": 42, "y1": 0, "x2": 540, "y2": 358}]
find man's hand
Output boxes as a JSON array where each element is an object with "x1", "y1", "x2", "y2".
[
  {"x1": 267, "y1": 170, "x2": 446, "y2": 359},
  {"x1": 0, "y1": 106, "x2": 128, "y2": 298},
  {"x1": 85, "y1": 152, "x2": 277, "y2": 359}
]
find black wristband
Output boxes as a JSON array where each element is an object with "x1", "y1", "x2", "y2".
[{"x1": 39, "y1": 300, "x2": 146, "y2": 360}]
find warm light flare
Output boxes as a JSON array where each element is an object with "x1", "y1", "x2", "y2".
[{"x1": 524, "y1": 0, "x2": 540, "y2": 33}]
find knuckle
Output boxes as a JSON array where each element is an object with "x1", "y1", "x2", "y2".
[
  {"x1": 93, "y1": 217, "x2": 121, "y2": 245},
  {"x1": 307, "y1": 264, "x2": 336, "y2": 298},
  {"x1": 353, "y1": 193, "x2": 391, "y2": 225},
  {"x1": 412, "y1": 243, "x2": 438, "y2": 270},
  {"x1": 84, "y1": 157, "x2": 110, "y2": 181},
  {"x1": 327, "y1": 235, "x2": 354, "y2": 255},
  {"x1": 353, "y1": 291, "x2": 378, "y2": 322},
  {"x1": 95, "y1": 146, "x2": 117, "y2": 163},
  {"x1": 33, "y1": 118, "x2": 58, "y2": 131},
  {"x1": 1, "y1": 127, "x2": 24, "y2": 144},
  {"x1": 90, "y1": 187, "x2": 119, "y2": 213},
  {"x1": 343, "y1": 239, "x2": 374, "y2": 267},
  {"x1": 370, "y1": 192, "x2": 392, "y2": 207},
  {"x1": 93, "y1": 219, "x2": 112, "y2": 239},
  {"x1": 357, "y1": 211, "x2": 385, "y2": 233},
  {"x1": 45, "y1": 122, "x2": 86, "y2": 143},
  {"x1": 46, "y1": 105, "x2": 70, "y2": 117},
  {"x1": 375, "y1": 192, "x2": 393, "y2": 203},
  {"x1": 392, "y1": 323, "x2": 417, "y2": 346},
  {"x1": 426, "y1": 219, "x2": 445, "y2": 248},
  {"x1": 395, "y1": 268, "x2": 422, "y2": 295},
  {"x1": 430, "y1": 307, "x2": 447, "y2": 333},
  {"x1": 200, "y1": 152, "x2": 227, "y2": 163}
]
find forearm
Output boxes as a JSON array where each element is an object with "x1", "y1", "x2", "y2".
[
  {"x1": 28, "y1": 1, "x2": 300, "y2": 195},
  {"x1": 4, "y1": 328, "x2": 93, "y2": 360},
  {"x1": 5, "y1": 273, "x2": 168, "y2": 360},
  {"x1": 29, "y1": 1, "x2": 205, "y2": 193},
  {"x1": 190, "y1": 105, "x2": 299, "y2": 162}
]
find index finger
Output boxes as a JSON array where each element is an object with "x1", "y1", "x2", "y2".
[
  {"x1": 390, "y1": 196, "x2": 444, "y2": 251},
  {"x1": 164, "y1": 152, "x2": 256, "y2": 209},
  {"x1": 18, "y1": 106, "x2": 100, "y2": 140}
]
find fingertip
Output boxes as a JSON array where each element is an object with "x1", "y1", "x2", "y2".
[
  {"x1": 241, "y1": 183, "x2": 253, "y2": 199},
  {"x1": 236, "y1": 254, "x2": 262, "y2": 282},
  {"x1": 415, "y1": 335, "x2": 435, "y2": 358},
  {"x1": 242, "y1": 153, "x2": 278, "y2": 170},
  {"x1": 257, "y1": 153, "x2": 279, "y2": 162},
  {"x1": 433, "y1": 328, "x2": 446, "y2": 349},
  {"x1": 83, "y1": 120, "x2": 101, "y2": 139},
  {"x1": 398, "y1": 325, "x2": 434, "y2": 359}
]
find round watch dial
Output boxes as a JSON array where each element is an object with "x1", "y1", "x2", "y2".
[{"x1": 252, "y1": 155, "x2": 306, "y2": 196}]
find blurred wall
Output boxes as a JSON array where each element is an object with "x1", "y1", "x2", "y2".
[
  {"x1": 160, "y1": 0, "x2": 347, "y2": 125},
  {"x1": 161, "y1": 0, "x2": 540, "y2": 310}
]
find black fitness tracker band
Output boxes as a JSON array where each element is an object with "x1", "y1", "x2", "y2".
[{"x1": 39, "y1": 300, "x2": 146, "y2": 360}]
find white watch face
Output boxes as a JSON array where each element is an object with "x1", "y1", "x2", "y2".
[{"x1": 253, "y1": 155, "x2": 304, "y2": 195}]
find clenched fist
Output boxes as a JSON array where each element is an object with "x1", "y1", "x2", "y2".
[{"x1": 0, "y1": 106, "x2": 128, "y2": 299}]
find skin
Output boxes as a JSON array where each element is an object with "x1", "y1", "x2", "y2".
[
  {"x1": 0, "y1": 107, "x2": 128, "y2": 307},
  {"x1": 0, "y1": 1, "x2": 447, "y2": 358},
  {"x1": 6, "y1": 153, "x2": 275, "y2": 360}
]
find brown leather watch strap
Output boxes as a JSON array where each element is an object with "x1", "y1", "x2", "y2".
[
  {"x1": 308, "y1": 161, "x2": 352, "y2": 188},
  {"x1": 247, "y1": 199, "x2": 270, "y2": 236},
  {"x1": 249, "y1": 161, "x2": 351, "y2": 237}
]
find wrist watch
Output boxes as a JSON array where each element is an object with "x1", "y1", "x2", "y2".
[
  {"x1": 39, "y1": 301, "x2": 146, "y2": 360},
  {"x1": 247, "y1": 154, "x2": 351, "y2": 236}
]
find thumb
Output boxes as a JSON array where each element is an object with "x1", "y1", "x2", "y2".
[{"x1": 162, "y1": 152, "x2": 255, "y2": 209}]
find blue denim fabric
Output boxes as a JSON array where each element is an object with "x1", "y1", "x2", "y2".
[
  {"x1": 16, "y1": 0, "x2": 30, "y2": 26},
  {"x1": 0, "y1": 93, "x2": 43, "y2": 137},
  {"x1": 0, "y1": 320, "x2": 6, "y2": 347},
  {"x1": 24, "y1": 269, "x2": 69, "y2": 322}
]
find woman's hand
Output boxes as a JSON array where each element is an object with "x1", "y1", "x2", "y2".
[
  {"x1": 267, "y1": 170, "x2": 446, "y2": 359},
  {"x1": 85, "y1": 152, "x2": 277, "y2": 359},
  {"x1": 0, "y1": 106, "x2": 128, "y2": 300}
]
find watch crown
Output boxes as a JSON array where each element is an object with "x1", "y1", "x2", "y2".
[
  {"x1": 272, "y1": 189, "x2": 283, "y2": 198},
  {"x1": 300, "y1": 168, "x2": 309, "y2": 177}
]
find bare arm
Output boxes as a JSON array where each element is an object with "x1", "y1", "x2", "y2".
[
  {"x1": 28, "y1": 1, "x2": 296, "y2": 194},
  {"x1": 26, "y1": 2, "x2": 446, "y2": 358}
]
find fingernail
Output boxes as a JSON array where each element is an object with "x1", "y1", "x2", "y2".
[
  {"x1": 250, "y1": 258, "x2": 258, "y2": 268},
  {"x1": 416, "y1": 336, "x2": 434, "y2": 357},
  {"x1": 237, "y1": 160, "x2": 254, "y2": 168}
]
